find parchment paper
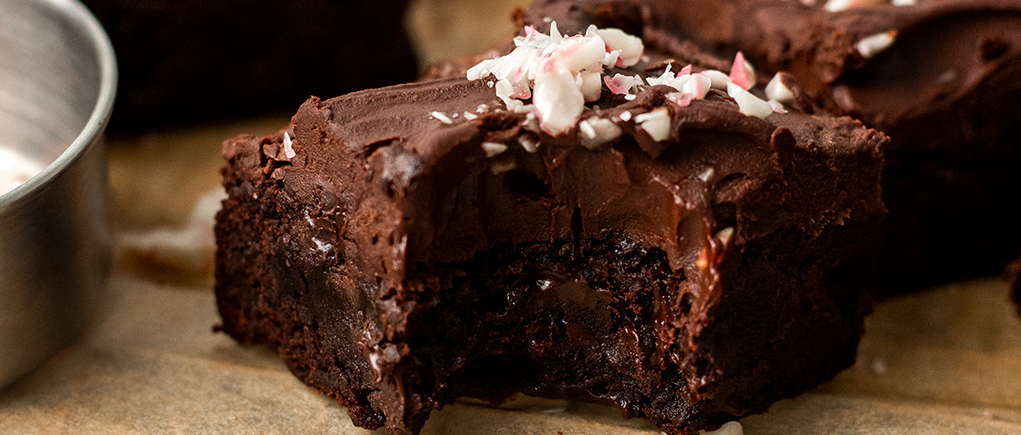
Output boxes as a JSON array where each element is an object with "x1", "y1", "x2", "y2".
[{"x1": 1, "y1": 114, "x2": 1020, "y2": 435}]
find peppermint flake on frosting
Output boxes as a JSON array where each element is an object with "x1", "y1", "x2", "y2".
[
  {"x1": 283, "y1": 132, "x2": 296, "y2": 159},
  {"x1": 467, "y1": 22, "x2": 644, "y2": 136}
]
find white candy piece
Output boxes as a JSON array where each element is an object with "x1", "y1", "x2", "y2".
[
  {"x1": 533, "y1": 62, "x2": 585, "y2": 136},
  {"x1": 824, "y1": 0, "x2": 883, "y2": 12},
  {"x1": 635, "y1": 108, "x2": 672, "y2": 142},
  {"x1": 481, "y1": 142, "x2": 508, "y2": 158},
  {"x1": 667, "y1": 74, "x2": 692, "y2": 92},
  {"x1": 645, "y1": 65, "x2": 675, "y2": 86},
  {"x1": 597, "y1": 28, "x2": 644, "y2": 67},
  {"x1": 430, "y1": 111, "x2": 453, "y2": 124},
  {"x1": 765, "y1": 73, "x2": 796, "y2": 103},
  {"x1": 579, "y1": 71, "x2": 603, "y2": 102},
  {"x1": 578, "y1": 117, "x2": 622, "y2": 149},
  {"x1": 768, "y1": 99, "x2": 788, "y2": 114},
  {"x1": 892, "y1": 0, "x2": 916, "y2": 5},
  {"x1": 681, "y1": 73, "x2": 712, "y2": 99},
  {"x1": 554, "y1": 33, "x2": 607, "y2": 72},
  {"x1": 490, "y1": 159, "x2": 517, "y2": 175},
  {"x1": 703, "y1": 70, "x2": 731, "y2": 90},
  {"x1": 715, "y1": 227, "x2": 735, "y2": 248},
  {"x1": 518, "y1": 135, "x2": 538, "y2": 153},
  {"x1": 549, "y1": 21, "x2": 563, "y2": 45},
  {"x1": 282, "y1": 132, "x2": 296, "y2": 159},
  {"x1": 727, "y1": 82, "x2": 774, "y2": 119},
  {"x1": 855, "y1": 31, "x2": 897, "y2": 59}
]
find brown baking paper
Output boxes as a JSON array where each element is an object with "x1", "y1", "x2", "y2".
[{"x1": 3, "y1": 119, "x2": 1020, "y2": 435}]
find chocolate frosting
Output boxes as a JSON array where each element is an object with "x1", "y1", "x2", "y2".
[{"x1": 284, "y1": 75, "x2": 882, "y2": 283}]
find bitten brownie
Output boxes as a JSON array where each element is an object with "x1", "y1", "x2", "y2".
[
  {"x1": 215, "y1": 23, "x2": 887, "y2": 435},
  {"x1": 554, "y1": 0, "x2": 1021, "y2": 291}
]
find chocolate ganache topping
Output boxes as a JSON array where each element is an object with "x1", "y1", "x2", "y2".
[{"x1": 285, "y1": 27, "x2": 878, "y2": 271}]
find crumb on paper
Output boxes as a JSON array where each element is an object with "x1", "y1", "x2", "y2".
[
  {"x1": 871, "y1": 358, "x2": 888, "y2": 375},
  {"x1": 117, "y1": 188, "x2": 226, "y2": 284}
]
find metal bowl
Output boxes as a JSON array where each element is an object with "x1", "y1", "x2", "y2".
[{"x1": 0, "y1": 0, "x2": 116, "y2": 388}]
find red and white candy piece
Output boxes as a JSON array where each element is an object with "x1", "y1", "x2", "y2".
[
  {"x1": 604, "y1": 73, "x2": 644, "y2": 95},
  {"x1": 597, "y1": 28, "x2": 644, "y2": 67},
  {"x1": 533, "y1": 61, "x2": 585, "y2": 136},
  {"x1": 681, "y1": 73, "x2": 712, "y2": 99},
  {"x1": 467, "y1": 21, "x2": 645, "y2": 137},
  {"x1": 729, "y1": 52, "x2": 756, "y2": 90}
]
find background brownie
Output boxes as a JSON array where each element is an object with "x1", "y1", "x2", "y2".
[
  {"x1": 83, "y1": 0, "x2": 417, "y2": 132},
  {"x1": 528, "y1": 0, "x2": 1021, "y2": 291}
]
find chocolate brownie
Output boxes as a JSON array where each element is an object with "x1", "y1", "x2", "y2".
[
  {"x1": 215, "y1": 23, "x2": 887, "y2": 435},
  {"x1": 530, "y1": 0, "x2": 1021, "y2": 291},
  {"x1": 83, "y1": 0, "x2": 417, "y2": 132}
]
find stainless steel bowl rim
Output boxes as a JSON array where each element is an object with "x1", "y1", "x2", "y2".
[{"x1": 0, "y1": 0, "x2": 116, "y2": 206}]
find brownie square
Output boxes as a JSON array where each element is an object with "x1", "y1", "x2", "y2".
[{"x1": 215, "y1": 18, "x2": 887, "y2": 435}]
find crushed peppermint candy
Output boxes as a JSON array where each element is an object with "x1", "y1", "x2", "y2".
[
  {"x1": 490, "y1": 159, "x2": 517, "y2": 175},
  {"x1": 855, "y1": 30, "x2": 897, "y2": 58},
  {"x1": 466, "y1": 23, "x2": 784, "y2": 139},
  {"x1": 682, "y1": 73, "x2": 712, "y2": 99},
  {"x1": 518, "y1": 135, "x2": 539, "y2": 153},
  {"x1": 715, "y1": 227, "x2": 735, "y2": 248},
  {"x1": 703, "y1": 70, "x2": 731, "y2": 90},
  {"x1": 578, "y1": 117, "x2": 622, "y2": 149},
  {"x1": 727, "y1": 82, "x2": 774, "y2": 118},
  {"x1": 283, "y1": 132, "x2": 296, "y2": 159},
  {"x1": 826, "y1": 0, "x2": 913, "y2": 11},
  {"x1": 430, "y1": 111, "x2": 454, "y2": 124},
  {"x1": 728, "y1": 52, "x2": 756, "y2": 90},
  {"x1": 765, "y1": 73, "x2": 796, "y2": 104},
  {"x1": 824, "y1": 0, "x2": 883, "y2": 12},
  {"x1": 768, "y1": 99, "x2": 788, "y2": 114},
  {"x1": 667, "y1": 92, "x2": 695, "y2": 108},
  {"x1": 467, "y1": 22, "x2": 643, "y2": 136},
  {"x1": 635, "y1": 108, "x2": 672, "y2": 142},
  {"x1": 481, "y1": 142, "x2": 508, "y2": 158}
]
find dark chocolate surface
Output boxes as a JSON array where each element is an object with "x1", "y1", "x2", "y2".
[{"x1": 520, "y1": 0, "x2": 1021, "y2": 291}]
